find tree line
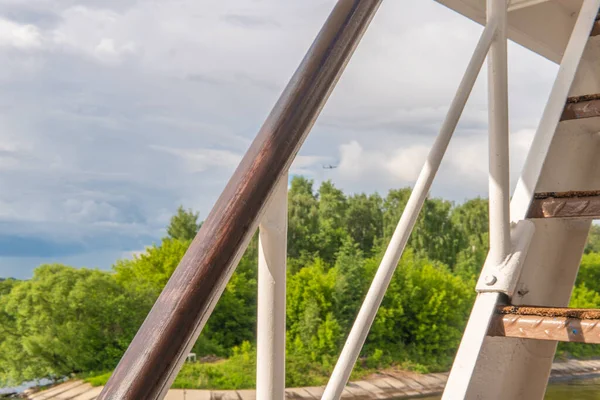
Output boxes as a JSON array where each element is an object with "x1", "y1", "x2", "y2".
[{"x1": 1, "y1": 177, "x2": 599, "y2": 389}]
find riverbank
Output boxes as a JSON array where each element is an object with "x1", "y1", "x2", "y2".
[{"x1": 20, "y1": 359, "x2": 600, "y2": 400}]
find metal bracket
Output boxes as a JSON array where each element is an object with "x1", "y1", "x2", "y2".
[{"x1": 476, "y1": 220, "x2": 536, "y2": 297}]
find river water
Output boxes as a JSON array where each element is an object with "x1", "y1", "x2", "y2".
[{"x1": 545, "y1": 378, "x2": 600, "y2": 399}]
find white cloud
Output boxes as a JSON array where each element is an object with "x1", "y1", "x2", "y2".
[
  {"x1": 149, "y1": 145, "x2": 242, "y2": 173},
  {"x1": 338, "y1": 127, "x2": 537, "y2": 197},
  {"x1": 386, "y1": 145, "x2": 431, "y2": 182},
  {"x1": 338, "y1": 141, "x2": 429, "y2": 183},
  {"x1": 0, "y1": 18, "x2": 42, "y2": 48},
  {"x1": 290, "y1": 155, "x2": 327, "y2": 176},
  {"x1": 93, "y1": 38, "x2": 136, "y2": 65},
  {"x1": 0, "y1": 0, "x2": 557, "y2": 277}
]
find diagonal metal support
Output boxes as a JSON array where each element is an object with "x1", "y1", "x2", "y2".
[
  {"x1": 96, "y1": 2, "x2": 381, "y2": 399},
  {"x1": 446, "y1": 1, "x2": 600, "y2": 399},
  {"x1": 321, "y1": 17, "x2": 499, "y2": 400}
]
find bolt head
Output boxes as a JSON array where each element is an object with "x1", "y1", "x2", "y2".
[{"x1": 484, "y1": 275, "x2": 497, "y2": 286}]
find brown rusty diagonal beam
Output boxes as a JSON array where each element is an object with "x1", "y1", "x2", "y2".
[
  {"x1": 488, "y1": 306, "x2": 600, "y2": 344},
  {"x1": 527, "y1": 190, "x2": 600, "y2": 219},
  {"x1": 97, "y1": 1, "x2": 382, "y2": 400},
  {"x1": 561, "y1": 93, "x2": 600, "y2": 121}
]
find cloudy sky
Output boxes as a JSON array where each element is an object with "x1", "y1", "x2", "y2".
[{"x1": 0, "y1": 0, "x2": 559, "y2": 279}]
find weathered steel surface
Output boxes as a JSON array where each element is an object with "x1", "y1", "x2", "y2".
[
  {"x1": 527, "y1": 190, "x2": 600, "y2": 219},
  {"x1": 561, "y1": 93, "x2": 600, "y2": 121},
  {"x1": 97, "y1": 2, "x2": 381, "y2": 399},
  {"x1": 489, "y1": 306, "x2": 600, "y2": 343},
  {"x1": 497, "y1": 305, "x2": 600, "y2": 319}
]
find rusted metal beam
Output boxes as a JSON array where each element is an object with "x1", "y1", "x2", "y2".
[
  {"x1": 97, "y1": 2, "x2": 381, "y2": 400},
  {"x1": 527, "y1": 190, "x2": 600, "y2": 219},
  {"x1": 561, "y1": 93, "x2": 600, "y2": 121},
  {"x1": 489, "y1": 306, "x2": 600, "y2": 344}
]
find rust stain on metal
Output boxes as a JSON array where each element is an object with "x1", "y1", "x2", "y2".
[
  {"x1": 497, "y1": 305, "x2": 600, "y2": 319},
  {"x1": 534, "y1": 190, "x2": 600, "y2": 199},
  {"x1": 561, "y1": 97, "x2": 600, "y2": 121},
  {"x1": 528, "y1": 191, "x2": 600, "y2": 219},
  {"x1": 489, "y1": 314, "x2": 600, "y2": 343},
  {"x1": 490, "y1": 305, "x2": 600, "y2": 344},
  {"x1": 566, "y1": 93, "x2": 600, "y2": 103}
]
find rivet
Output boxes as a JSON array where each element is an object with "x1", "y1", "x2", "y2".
[{"x1": 485, "y1": 275, "x2": 497, "y2": 286}]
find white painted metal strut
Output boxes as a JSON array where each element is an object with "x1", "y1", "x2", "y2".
[
  {"x1": 487, "y1": 0, "x2": 511, "y2": 271},
  {"x1": 510, "y1": 0, "x2": 600, "y2": 221},
  {"x1": 442, "y1": 292, "x2": 501, "y2": 400},
  {"x1": 443, "y1": 3, "x2": 510, "y2": 396},
  {"x1": 256, "y1": 174, "x2": 288, "y2": 400},
  {"x1": 321, "y1": 19, "x2": 499, "y2": 400},
  {"x1": 445, "y1": 1, "x2": 600, "y2": 399}
]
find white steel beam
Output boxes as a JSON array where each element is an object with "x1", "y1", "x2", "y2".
[
  {"x1": 442, "y1": 293, "x2": 501, "y2": 399},
  {"x1": 257, "y1": 174, "x2": 288, "y2": 400},
  {"x1": 321, "y1": 19, "x2": 499, "y2": 400},
  {"x1": 447, "y1": 1, "x2": 600, "y2": 399},
  {"x1": 510, "y1": 0, "x2": 600, "y2": 220},
  {"x1": 487, "y1": 0, "x2": 511, "y2": 269},
  {"x1": 443, "y1": 1, "x2": 509, "y2": 397}
]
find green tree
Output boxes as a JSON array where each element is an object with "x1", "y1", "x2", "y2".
[
  {"x1": 366, "y1": 250, "x2": 474, "y2": 371},
  {"x1": 558, "y1": 284, "x2": 600, "y2": 358},
  {"x1": 333, "y1": 239, "x2": 369, "y2": 331},
  {"x1": 382, "y1": 188, "x2": 412, "y2": 239},
  {"x1": 451, "y1": 198, "x2": 489, "y2": 278},
  {"x1": 114, "y1": 238, "x2": 191, "y2": 297},
  {"x1": 383, "y1": 189, "x2": 463, "y2": 268},
  {"x1": 286, "y1": 258, "x2": 341, "y2": 366},
  {"x1": 413, "y1": 198, "x2": 463, "y2": 267},
  {"x1": 451, "y1": 198, "x2": 488, "y2": 251},
  {"x1": 167, "y1": 206, "x2": 201, "y2": 241},
  {"x1": 193, "y1": 249, "x2": 257, "y2": 356},
  {"x1": 575, "y1": 252, "x2": 600, "y2": 293},
  {"x1": 585, "y1": 224, "x2": 600, "y2": 254},
  {"x1": 287, "y1": 258, "x2": 336, "y2": 341},
  {"x1": 0, "y1": 279, "x2": 19, "y2": 385},
  {"x1": 316, "y1": 181, "x2": 349, "y2": 264},
  {"x1": 287, "y1": 176, "x2": 319, "y2": 262},
  {"x1": 0, "y1": 265, "x2": 148, "y2": 384},
  {"x1": 114, "y1": 236, "x2": 258, "y2": 357},
  {"x1": 345, "y1": 193, "x2": 383, "y2": 255}
]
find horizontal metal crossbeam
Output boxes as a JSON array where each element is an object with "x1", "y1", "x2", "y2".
[
  {"x1": 561, "y1": 93, "x2": 600, "y2": 121},
  {"x1": 489, "y1": 306, "x2": 600, "y2": 344},
  {"x1": 560, "y1": 93, "x2": 600, "y2": 121},
  {"x1": 527, "y1": 190, "x2": 600, "y2": 219}
]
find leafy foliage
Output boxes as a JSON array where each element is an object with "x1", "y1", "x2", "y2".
[
  {"x1": 0, "y1": 266, "x2": 147, "y2": 385},
  {"x1": 585, "y1": 225, "x2": 600, "y2": 254},
  {"x1": 3, "y1": 179, "x2": 600, "y2": 390},
  {"x1": 558, "y1": 284, "x2": 600, "y2": 358},
  {"x1": 167, "y1": 206, "x2": 201, "y2": 241},
  {"x1": 576, "y1": 252, "x2": 600, "y2": 293}
]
